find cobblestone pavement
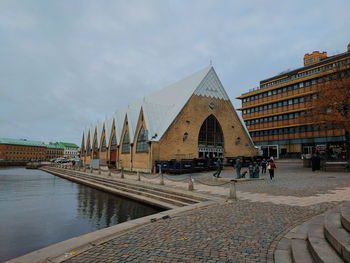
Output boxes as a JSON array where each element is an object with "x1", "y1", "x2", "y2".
[
  {"x1": 60, "y1": 162, "x2": 350, "y2": 262},
  {"x1": 113, "y1": 161, "x2": 350, "y2": 206},
  {"x1": 64, "y1": 200, "x2": 338, "y2": 263}
]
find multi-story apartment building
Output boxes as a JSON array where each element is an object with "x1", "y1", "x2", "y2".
[{"x1": 237, "y1": 43, "x2": 350, "y2": 158}]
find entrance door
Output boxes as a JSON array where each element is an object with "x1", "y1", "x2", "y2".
[{"x1": 198, "y1": 115, "x2": 224, "y2": 159}]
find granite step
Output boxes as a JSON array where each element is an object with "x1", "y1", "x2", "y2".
[
  {"x1": 291, "y1": 239, "x2": 315, "y2": 263},
  {"x1": 274, "y1": 238, "x2": 292, "y2": 263},
  {"x1": 324, "y1": 210, "x2": 350, "y2": 262},
  {"x1": 341, "y1": 202, "x2": 350, "y2": 233},
  {"x1": 307, "y1": 214, "x2": 343, "y2": 263}
]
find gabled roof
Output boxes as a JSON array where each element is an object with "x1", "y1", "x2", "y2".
[
  {"x1": 83, "y1": 127, "x2": 90, "y2": 147},
  {"x1": 105, "y1": 117, "x2": 115, "y2": 145},
  {"x1": 82, "y1": 66, "x2": 232, "y2": 144},
  {"x1": 96, "y1": 122, "x2": 104, "y2": 146}
]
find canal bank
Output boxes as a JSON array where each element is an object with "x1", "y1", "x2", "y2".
[
  {"x1": 5, "y1": 166, "x2": 221, "y2": 263},
  {"x1": 0, "y1": 168, "x2": 163, "y2": 263}
]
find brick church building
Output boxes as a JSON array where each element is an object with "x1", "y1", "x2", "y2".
[{"x1": 81, "y1": 66, "x2": 256, "y2": 172}]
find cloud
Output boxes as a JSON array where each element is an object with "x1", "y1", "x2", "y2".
[{"x1": 0, "y1": 0, "x2": 349, "y2": 144}]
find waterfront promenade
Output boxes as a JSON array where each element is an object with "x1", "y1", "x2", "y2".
[
  {"x1": 8, "y1": 161, "x2": 350, "y2": 263},
  {"x1": 60, "y1": 161, "x2": 350, "y2": 263}
]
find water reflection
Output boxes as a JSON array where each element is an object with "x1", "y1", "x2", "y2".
[
  {"x1": 76, "y1": 185, "x2": 160, "y2": 228},
  {"x1": 0, "y1": 168, "x2": 162, "y2": 262}
]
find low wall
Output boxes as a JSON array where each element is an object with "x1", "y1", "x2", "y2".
[{"x1": 0, "y1": 161, "x2": 27, "y2": 167}]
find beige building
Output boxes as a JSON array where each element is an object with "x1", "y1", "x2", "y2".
[{"x1": 81, "y1": 66, "x2": 256, "y2": 172}]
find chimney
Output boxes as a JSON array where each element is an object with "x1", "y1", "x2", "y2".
[{"x1": 303, "y1": 51, "x2": 327, "y2": 66}]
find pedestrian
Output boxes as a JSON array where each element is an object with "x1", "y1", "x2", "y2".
[
  {"x1": 260, "y1": 158, "x2": 267, "y2": 174},
  {"x1": 311, "y1": 152, "x2": 321, "y2": 171},
  {"x1": 234, "y1": 158, "x2": 242, "y2": 179},
  {"x1": 213, "y1": 158, "x2": 222, "y2": 178},
  {"x1": 267, "y1": 158, "x2": 276, "y2": 180}
]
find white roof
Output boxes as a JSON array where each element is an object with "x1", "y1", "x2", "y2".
[
  {"x1": 84, "y1": 127, "x2": 90, "y2": 148},
  {"x1": 96, "y1": 122, "x2": 104, "y2": 146},
  {"x1": 83, "y1": 66, "x2": 235, "y2": 144},
  {"x1": 104, "y1": 117, "x2": 115, "y2": 145}
]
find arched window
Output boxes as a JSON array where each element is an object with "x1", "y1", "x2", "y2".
[
  {"x1": 110, "y1": 134, "x2": 117, "y2": 150},
  {"x1": 198, "y1": 115, "x2": 224, "y2": 147},
  {"x1": 101, "y1": 136, "x2": 106, "y2": 152},
  {"x1": 121, "y1": 130, "x2": 130, "y2": 153},
  {"x1": 93, "y1": 139, "x2": 98, "y2": 152},
  {"x1": 136, "y1": 127, "x2": 148, "y2": 152}
]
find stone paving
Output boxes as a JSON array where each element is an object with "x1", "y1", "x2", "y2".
[{"x1": 62, "y1": 161, "x2": 350, "y2": 262}]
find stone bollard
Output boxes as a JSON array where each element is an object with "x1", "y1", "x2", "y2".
[
  {"x1": 84, "y1": 167, "x2": 86, "y2": 172},
  {"x1": 90, "y1": 168, "x2": 93, "y2": 173},
  {"x1": 137, "y1": 171, "x2": 141, "y2": 181},
  {"x1": 98, "y1": 169, "x2": 101, "y2": 175},
  {"x1": 188, "y1": 176, "x2": 194, "y2": 191},
  {"x1": 160, "y1": 173, "x2": 164, "y2": 185},
  {"x1": 121, "y1": 168, "x2": 124, "y2": 179},
  {"x1": 228, "y1": 180, "x2": 237, "y2": 200},
  {"x1": 108, "y1": 171, "x2": 111, "y2": 176}
]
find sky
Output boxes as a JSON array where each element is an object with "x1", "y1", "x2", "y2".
[{"x1": 0, "y1": 0, "x2": 349, "y2": 144}]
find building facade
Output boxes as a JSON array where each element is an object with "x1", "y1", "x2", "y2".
[
  {"x1": 45, "y1": 142, "x2": 64, "y2": 160},
  {"x1": 0, "y1": 138, "x2": 47, "y2": 161},
  {"x1": 59, "y1": 142, "x2": 79, "y2": 158},
  {"x1": 81, "y1": 66, "x2": 257, "y2": 172},
  {"x1": 237, "y1": 43, "x2": 350, "y2": 158}
]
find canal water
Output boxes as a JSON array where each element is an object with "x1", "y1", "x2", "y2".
[{"x1": 0, "y1": 168, "x2": 163, "y2": 262}]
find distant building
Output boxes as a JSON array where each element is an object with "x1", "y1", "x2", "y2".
[
  {"x1": 45, "y1": 142, "x2": 64, "y2": 160},
  {"x1": 0, "y1": 138, "x2": 46, "y2": 161},
  {"x1": 237, "y1": 43, "x2": 350, "y2": 158},
  {"x1": 59, "y1": 142, "x2": 79, "y2": 158},
  {"x1": 81, "y1": 66, "x2": 257, "y2": 172}
]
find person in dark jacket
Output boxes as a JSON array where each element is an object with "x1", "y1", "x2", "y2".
[
  {"x1": 311, "y1": 152, "x2": 321, "y2": 171},
  {"x1": 213, "y1": 158, "x2": 222, "y2": 178},
  {"x1": 260, "y1": 158, "x2": 267, "y2": 174}
]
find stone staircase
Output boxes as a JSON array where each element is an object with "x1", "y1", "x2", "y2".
[
  {"x1": 275, "y1": 202, "x2": 350, "y2": 263},
  {"x1": 42, "y1": 166, "x2": 212, "y2": 210}
]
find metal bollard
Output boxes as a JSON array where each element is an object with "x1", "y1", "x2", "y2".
[
  {"x1": 137, "y1": 171, "x2": 141, "y2": 181},
  {"x1": 228, "y1": 180, "x2": 237, "y2": 200},
  {"x1": 160, "y1": 173, "x2": 164, "y2": 185},
  {"x1": 188, "y1": 176, "x2": 194, "y2": 191},
  {"x1": 121, "y1": 167, "x2": 124, "y2": 179}
]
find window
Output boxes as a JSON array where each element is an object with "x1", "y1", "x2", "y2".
[
  {"x1": 111, "y1": 134, "x2": 117, "y2": 150},
  {"x1": 121, "y1": 130, "x2": 130, "y2": 153},
  {"x1": 101, "y1": 137, "x2": 107, "y2": 152},
  {"x1": 136, "y1": 128, "x2": 148, "y2": 152}
]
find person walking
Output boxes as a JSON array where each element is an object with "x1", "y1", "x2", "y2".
[
  {"x1": 267, "y1": 158, "x2": 276, "y2": 180},
  {"x1": 213, "y1": 158, "x2": 222, "y2": 178},
  {"x1": 260, "y1": 158, "x2": 267, "y2": 174}
]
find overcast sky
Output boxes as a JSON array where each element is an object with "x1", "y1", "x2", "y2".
[{"x1": 1, "y1": 0, "x2": 349, "y2": 144}]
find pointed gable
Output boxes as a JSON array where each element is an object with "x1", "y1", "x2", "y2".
[
  {"x1": 96, "y1": 122, "x2": 104, "y2": 147},
  {"x1": 104, "y1": 117, "x2": 115, "y2": 146},
  {"x1": 83, "y1": 66, "x2": 233, "y2": 144},
  {"x1": 194, "y1": 68, "x2": 230, "y2": 100}
]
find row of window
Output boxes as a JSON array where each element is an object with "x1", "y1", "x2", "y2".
[
  {"x1": 242, "y1": 96, "x2": 310, "y2": 115},
  {"x1": 245, "y1": 111, "x2": 305, "y2": 126},
  {"x1": 84, "y1": 128, "x2": 149, "y2": 155},
  {"x1": 259, "y1": 57, "x2": 350, "y2": 89},
  {"x1": 250, "y1": 125, "x2": 333, "y2": 137},
  {"x1": 243, "y1": 79, "x2": 317, "y2": 103},
  {"x1": 243, "y1": 62, "x2": 350, "y2": 102}
]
